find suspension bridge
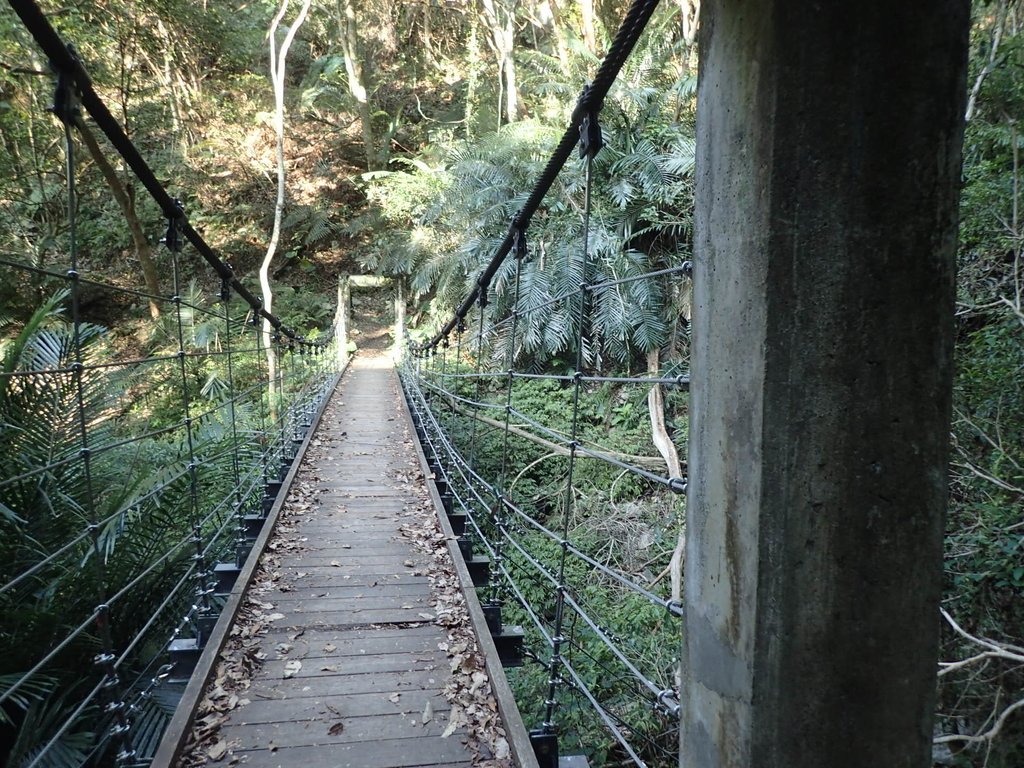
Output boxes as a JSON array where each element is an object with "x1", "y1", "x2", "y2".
[{"x1": 1, "y1": 0, "x2": 972, "y2": 766}]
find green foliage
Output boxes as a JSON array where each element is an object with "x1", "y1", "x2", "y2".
[
  {"x1": 938, "y1": 5, "x2": 1024, "y2": 764},
  {"x1": 363, "y1": 5, "x2": 695, "y2": 372}
]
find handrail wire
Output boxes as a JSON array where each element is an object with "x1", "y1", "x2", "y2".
[
  {"x1": 7, "y1": 0, "x2": 322, "y2": 350},
  {"x1": 403, "y1": 361, "x2": 683, "y2": 763},
  {"x1": 2, "y1": 7, "x2": 344, "y2": 763},
  {"x1": 421, "y1": 0, "x2": 663, "y2": 350}
]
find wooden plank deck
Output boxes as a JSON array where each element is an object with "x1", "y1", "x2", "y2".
[{"x1": 183, "y1": 354, "x2": 508, "y2": 767}]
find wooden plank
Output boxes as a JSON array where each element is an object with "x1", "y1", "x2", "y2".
[
  {"x1": 277, "y1": 554, "x2": 429, "y2": 567},
  {"x1": 278, "y1": 573, "x2": 426, "y2": 588},
  {"x1": 224, "y1": 712, "x2": 459, "y2": 749},
  {"x1": 259, "y1": 624, "x2": 441, "y2": 652},
  {"x1": 248, "y1": 666, "x2": 442, "y2": 699},
  {"x1": 260, "y1": 608, "x2": 441, "y2": 627},
  {"x1": 233, "y1": 690, "x2": 452, "y2": 725},
  {"x1": 224, "y1": 737, "x2": 474, "y2": 768},
  {"x1": 278, "y1": 562, "x2": 423, "y2": 573},
  {"x1": 273, "y1": 581, "x2": 432, "y2": 597},
  {"x1": 263, "y1": 594, "x2": 435, "y2": 612},
  {"x1": 260, "y1": 649, "x2": 446, "y2": 678}
]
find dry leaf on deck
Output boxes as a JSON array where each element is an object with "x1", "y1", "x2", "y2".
[{"x1": 207, "y1": 740, "x2": 228, "y2": 761}]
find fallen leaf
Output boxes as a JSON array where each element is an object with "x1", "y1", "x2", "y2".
[
  {"x1": 207, "y1": 740, "x2": 228, "y2": 761},
  {"x1": 266, "y1": 613, "x2": 285, "y2": 622},
  {"x1": 495, "y1": 737, "x2": 510, "y2": 759},
  {"x1": 328, "y1": 721, "x2": 345, "y2": 736},
  {"x1": 389, "y1": 692, "x2": 401, "y2": 703},
  {"x1": 330, "y1": 560, "x2": 341, "y2": 567},
  {"x1": 283, "y1": 660, "x2": 302, "y2": 679},
  {"x1": 441, "y1": 716, "x2": 459, "y2": 738},
  {"x1": 422, "y1": 701, "x2": 433, "y2": 724},
  {"x1": 323, "y1": 643, "x2": 337, "y2": 653}
]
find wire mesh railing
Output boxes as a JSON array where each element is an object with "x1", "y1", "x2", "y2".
[
  {"x1": 0, "y1": 2, "x2": 344, "y2": 765},
  {"x1": 398, "y1": 0, "x2": 688, "y2": 763},
  {"x1": 402, "y1": 333, "x2": 687, "y2": 767}
]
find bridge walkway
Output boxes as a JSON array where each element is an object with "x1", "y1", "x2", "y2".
[{"x1": 180, "y1": 353, "x2": 514, "y2": 767}]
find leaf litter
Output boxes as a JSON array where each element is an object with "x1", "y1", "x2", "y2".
[{"x1": 180, "y1": 386, "x2": 514, "y2": 767}]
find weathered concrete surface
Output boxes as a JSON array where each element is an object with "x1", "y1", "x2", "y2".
[{"x1": 682, "y1": 3, "x2": 970, "y2": 767}]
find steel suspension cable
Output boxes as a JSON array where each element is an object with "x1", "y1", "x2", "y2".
[
  {"x1": 422, "y1": 0, "x2": 663, "y2": 350},
  {"x1": 6, "y1": 0, "x2": 321, "y2": 349},
  {"x1": 541, "y1": 125, "x2": 599, "y2": 732},
  {"x1": 490, "y1": 233, "x2": 526, "y2": 606},
  {"x1": 61, "y1": 96, "x2": 134, "y2": 765},
  {"x1": 170, "y1": 250, "x2": 215, "y2": 629}
]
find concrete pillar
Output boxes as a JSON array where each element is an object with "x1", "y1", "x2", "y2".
[{"x1": 682, "y1": 4, "x2": 970, "y2": 768}]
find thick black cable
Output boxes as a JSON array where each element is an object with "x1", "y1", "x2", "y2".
[
  {"x1": 6, "y1": 0, "x2": 320, "y2": 347},
  {"x1": 423, "y1": 0, "x2": 663, "y2": 349}
]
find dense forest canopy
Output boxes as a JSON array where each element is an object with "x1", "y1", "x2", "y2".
[{"x1": 0, "y1": 0, "x2": 1021, "y2": 765}]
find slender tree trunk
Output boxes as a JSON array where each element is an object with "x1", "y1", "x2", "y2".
[
  {"x1": 480, "y1": 0, "x2": 520, "y2": 123},
  {"x1": 580, "y1": 0, "x2": 597, "y2": 54},
  {"x1": 75, "y1": 118, "x2": 161, "y2": 319},
  {"x1": 337, "y1": 0, "x2": 378, "y2": 169},
  {"x1": 965, "y1": 0, "x2": 1007, "y2": 122},
  {"x1": 465, "y1": 6, "x2": 479, "y2": 138},
  {"x1": 503, "y1": 37, "x2": 519, "y2": 121},
  {"x1": 680, "y1": 0, "x2": 699, "y2": 45},
  {"x1": 646, "y1": 349, "x2": 685, "y2": 604},
  {"x1": 421, "y1": 0, "x2": 435, "y2": 66},
  {"x1": 542, "y1": 0, "x2": 570, "y2": 71},
  {"x1": 393, "y1": 279, "x2": 406, "y2": 362},
  {"x1": 261, "y1": 0, "x2": 313, "y2": 413}
]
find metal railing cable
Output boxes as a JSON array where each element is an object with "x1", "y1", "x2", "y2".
[
  {"x1": 395, "y1": 0, "x2": 690, "y2": 762},
  {"x1": 419, "y1": 0, "x2": 663, "y2": 350},
  {"x1": 403, "y1": 358, "x2": 684, "y2": 766},
  {"x1": 6, "y1": 0, "x2": 326, "y2": 350},
  {"x1": 0, "y1": 5, "x2": 344, "y2": 767}
]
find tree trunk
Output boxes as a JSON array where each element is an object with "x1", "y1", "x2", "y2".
[
  {"x1": 75, "y1": 118, "x2": 161, "y2": 319},
  {"x1": 421, "y1": 0, "x2": 435, "y2": 66},
  {"x1": 393, "y1": 279, "x2": 406, "y2": 362},
  {"x1": 261, "y1": 0, "x2": 313, "y2": 414},
  {"x1": 679, "y1": 0, "x2": 699, "y2": 46},
  {"x1": 480, "y1": 0, "x2": 520, "y2": 124},
  {"x1": 580, "y1": 0, "x2": 597, "y2": 54},
  {"x1": 541, "y1": 0, "x2": 570, "y2": 71},
  {"x1": 965, "y1": 0, "x2": 1007, "y2": 122},
  {"x1": 646, "y1": 349, "x2": 685, "y2": 605},
  {"x1": 337, "y1": 0, "x2": 379, "y2": 169}
]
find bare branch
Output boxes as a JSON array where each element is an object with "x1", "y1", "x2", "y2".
[
  {"x1": 940, "y1": 607, "x2": 1024, "y2": 664},
  {"x1": 952, "y1": 461, "x2": 1024, "y2": 495},
  {"x1": 933, "y1": 697, "x2": 1024, "y2": 745}
]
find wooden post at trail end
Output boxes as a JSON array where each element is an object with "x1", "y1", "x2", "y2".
[
  {"x1": 336, "y1": 274, "x2": 350, "y2": 368},
  {"x1": 682, "y1": 3, "x2": 971, "y2": 767}
]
